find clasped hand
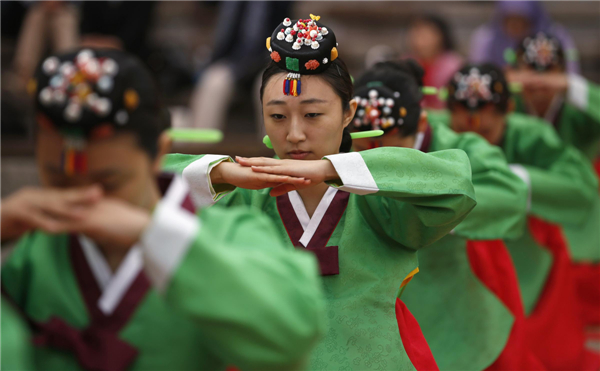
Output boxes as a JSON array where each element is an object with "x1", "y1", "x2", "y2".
[
  {"x1": 1, "y1": 186, "x2": 150, "y2": 250},
  {"x1": 212, "y1": 157, "x2": 338, "y2": 197}
]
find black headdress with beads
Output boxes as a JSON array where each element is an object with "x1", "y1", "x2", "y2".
[
  {"x1": 266, "y1": 14, "x2": 339, "y2": 96},
  {"x1": 448, "y1": 66, "x2": 508, "y2": 110},
  {"x1": 516, "y1": 32, "x2": 564, "y2": 72},
  {"x1": 31, "y1": 48, "x2": 168, "y2": 175}
]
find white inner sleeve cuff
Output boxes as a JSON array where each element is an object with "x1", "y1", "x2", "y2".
[
  {"x1": 140, "y1": 202, "x2": 200, "y2": 293},
  {"x1": 509, "y1": 164, "x2": 532, "y2": 212},
  {"x1": 323, "y1": 152, "x2": 379, "y2": 195},
  {"x1": 567, "y1": 74, "x2": 588, "y2": 111},
  {"x1": 182, "y1": 155, "x2": 233, "y2": 208}
]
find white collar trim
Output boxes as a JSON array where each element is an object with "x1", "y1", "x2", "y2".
[
  {"x1": 78, "y1": 237, "x2": 144, "y2": 316},
  {"x1": 288, "y1": 187, "x2": 338, "y2": 247}
]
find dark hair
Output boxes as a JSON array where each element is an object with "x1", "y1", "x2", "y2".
[
  {"x1": 33, "y1": 49, "x2": 169, "y2": 158},
  {"x1": 410, "y1": 14, "x2": 456, "y2": 52},
  {"x1": 260, "y1": 58, "x2": 354, "y2": 153},
  {"x1": 447, "y1": 63, "x2": 511, "y2": 113},
  {"x1": 354, "y1": 59, "x2": 424, "y2": 136}
]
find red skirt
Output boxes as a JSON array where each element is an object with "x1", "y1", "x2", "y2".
[
  {"x1": 526, "y1": 217, "x2": 599, "y2": 370},
  {"x1": 572, "y1": 262, "x2": 600, "y2": 326},
  {"x1": 467, "y1": 240, "x2": 546, "y2": 371},
  {"x1": 395, "y1": 298, "x2": 440, "y2": 371}
]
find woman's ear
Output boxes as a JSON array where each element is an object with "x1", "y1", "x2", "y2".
[
  {"x1": 152, "y1": 131, "x2": 172, "y2": 174},
  {"x1": 342, "y1": 98, "x2": 358, "y2": 129}
]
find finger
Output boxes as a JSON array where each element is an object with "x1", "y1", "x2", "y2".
[
  {"x1": 258, "y1": 173, "x2": 309, "y2": 185},
  {"x1": 58, "y1": 185, "x2": 104, "y2": 205},
  {"x1": 39, "y1": 201, "x2": 89, "y2": 220},
  {"x1": 26, "y1": 212, "x2": 71, "y2": 234},
  {"x1": 236, "y1": 156, "x2": 281, "y2": 167}
]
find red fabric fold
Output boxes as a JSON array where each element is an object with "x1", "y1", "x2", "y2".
[
  {"x1": 467, "y1": 240, "x2": 546, "y2": 371},
  {"x1": 526, "y1": 217, "x2": 599, "y2": 371},
  {"x1": 395, "y1": 298, "x2": 439, "y2": 371},
  {"x1": 572, "y1": 262, "x2": 600, "y2": 326}
]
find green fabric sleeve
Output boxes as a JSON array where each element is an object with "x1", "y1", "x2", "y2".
[
  {"x1": 449, "y1": 131, "x2": 528, "y2": 240},
  {"x1": 1, "y1": 234, "x2": 37, "y2": 307},
  {"x1": 507, "y1": 116, "x2": 599, "y2": 226},
  {"x1": 1, "y1": 297, "x2": 35, "y2": 371},
  {"x1": 326, "y1": 147, "x2": 476, "y2": 249},
  {"x1": 163, "y1": 206, "x2": 326, "y2": 371}
]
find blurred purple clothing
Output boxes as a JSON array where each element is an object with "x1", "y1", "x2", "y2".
[{"x1": 469, "y1": 1, "x2": 580, "y2": 73}]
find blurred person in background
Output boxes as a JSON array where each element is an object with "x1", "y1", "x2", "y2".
[
  {"x1": 1, "y1": 48, "x2": 325, "y2": 371},
  {"x1": 352, "y1": 60, "x2": 543, "y2": 371},
  {"x1": 78, "y1": 1, "x2": 155, "y2": 60},
  {"x1": 508, "y1": 31, "x2": 600, "y2": 331},
  {"x1": 10, "y1": 1, "x2": 79, "y2": 90},
  {"x1": 430, "y1": 63, "x2": 599, "y2": 370},
  {"x1": 406, "y1": 14, "x2": 463, "y2": 110},
  {"x1": 188, "y1": 1, "x2": 290, "y2": 132},
  {"x1": 469, "y1": 0, "x2": 580, "y2": 74}
]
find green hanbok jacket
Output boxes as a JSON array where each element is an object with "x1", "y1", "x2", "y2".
[
  {"x1": 1, "y1": 175, "x2": 326, "y2": 371},
  {"x1": 1, "y1": 296, "x2": 35, "y2": 371},
  {"x1": 402, "y1": 120, "x2": 528, "y2": 371},
  {"x1": 428, "y1": 110, "x2": 598, "y2": 312},
  {"x1": 164, "y1": 147, "x2": 477, "y2": 371},
  {"x1": 514, "y1": 74, "x2": 600, "y2": 263}
]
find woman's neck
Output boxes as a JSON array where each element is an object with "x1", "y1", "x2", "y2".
[
  {"x1": 98, "y1": 181, "x2": 161, "y2": 272},
  {"x1": 297, "y1": 182, "x2": 331, "y2": 218}
]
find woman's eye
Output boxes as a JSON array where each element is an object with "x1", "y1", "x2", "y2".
[
  {"x1": 305, "y1": 113, "x2": 322, "y2": 118},
  {"x1": 270, "y1": 114, "x2": 285, "y2": 120}
]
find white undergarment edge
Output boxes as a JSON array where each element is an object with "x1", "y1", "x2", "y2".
[
  {"x1": 509, "y1": 164, "x2": 532, "y2": 212},
  {"x1": 413, "y1": 132, "x2": 425, "y2": 150},
  {"x1": 182, "y1": 155, "x2": 233, "y2": 208},
  {"x1": 324, "y1": 152, "x2": 378, "y2": 195},
  {"x1": 78, "y1": 235, "x2": 144, "y2": 316},
  {"x1": 288, "y1": 191, "x2": 310, "y2": 231},
  {"x1": 567, "y1": 74, "x2": 588, "y2": 111},
  {"x1": 141, "y1": 178, "x2": 200, "y2": 293},
  {"x1": 297, "y1": 187, "x2": 338, "y2": 247}
]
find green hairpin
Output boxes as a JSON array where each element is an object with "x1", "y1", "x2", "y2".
[
  {"x1": 509, "y1": 82, "x2": 523, "y2": 93},
  {"x1": 504, "y1": 48, "x2": 517, "y2": 65},
  {"x1": 262, "y1": 130, "x2": 384, "y2": 149},
  {"x1": 167, "y1": 129, "x2": 223, "y2": 143},
  {"x1": 422, "y1": 86, "x2": 438, "y2": 95},
  {"x1": 437, "y1": 87, "x2": 448, "y2": 101}
]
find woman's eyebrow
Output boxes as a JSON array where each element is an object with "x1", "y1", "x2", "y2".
[
  {"x1": 300, "y1": 98, "x2": 328, "y2": 104},
  {"x1": 266, "y1": 99, "x2": 286, "y2": 106}
]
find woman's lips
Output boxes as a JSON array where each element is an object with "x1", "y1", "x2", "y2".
[{"x1": 288, "y1": 151, "x2": 311, "y2": 160}]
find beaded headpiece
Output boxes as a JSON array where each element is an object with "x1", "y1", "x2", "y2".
[
  {"x1": 266, "y1": 14, "x2": 339, "y2": 96},
  {"x1": 31, "y1": 49, "x2": 164, "y2": 175}
]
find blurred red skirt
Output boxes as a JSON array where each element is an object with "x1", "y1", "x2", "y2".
[
  {"x1": 395, "y1": 298, "x2": 440, "y2": 371},
  {"x1": 572, "y1": 262, "x2": 600, "y2": 326},
  {"x1": 526, "y1": 217, "x2": 599, "y2": 370},
  {"x1": 467, "y1": 239, "x2": 546, "y2": 371}
]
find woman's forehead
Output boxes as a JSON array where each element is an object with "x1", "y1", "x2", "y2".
[{"x1": 264, "y1": 74, "x2": 336, "y2": 102}]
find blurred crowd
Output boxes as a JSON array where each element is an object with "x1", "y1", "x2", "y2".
[{"x1": 1, "y1": 0, "x2": 597, "y2": 141}]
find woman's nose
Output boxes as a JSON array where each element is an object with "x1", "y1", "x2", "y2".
[{"x1": 286, "y1": 120, "x2": 306, "y2": 144}]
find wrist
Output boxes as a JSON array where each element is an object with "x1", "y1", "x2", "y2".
[
  {"x1": 322, "y1": 159, "x2": 339, "y2": 181},
  {"x1": 210, "y1": 161, "x2": 228, "y2": 184}
]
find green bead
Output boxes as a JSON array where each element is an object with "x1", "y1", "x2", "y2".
[{"x1": 286, "y1": 57, "x2": 299, "y2": 72}]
